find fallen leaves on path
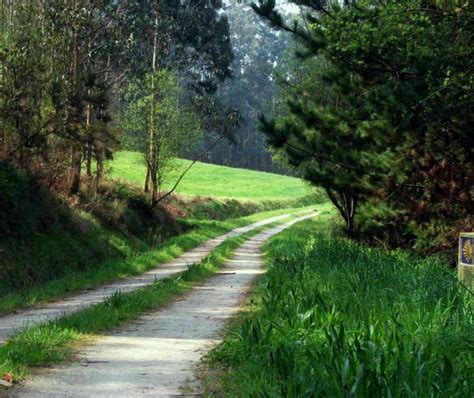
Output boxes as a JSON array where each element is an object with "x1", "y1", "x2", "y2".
[{"x1": 0, "y1": 372, "x2": 13, "y2": 387}]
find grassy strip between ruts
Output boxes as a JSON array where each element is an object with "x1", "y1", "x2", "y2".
[
  {"x1": 201, "y1": 208, "x2": 474, "y2": 397},
  {"x1": 0, "y1": 206, "x2": 315, "y2": 317},
  {"x1": 0, "y1": 213, "x2": 309, "y2": 384}
]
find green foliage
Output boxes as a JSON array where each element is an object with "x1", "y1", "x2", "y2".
[
  {"x1": 123, "y1": 70, "x2": 202, "y2": 202},
  {"x1": 1, "y1": 0, "x2": 233, "y2": 195},
  {"x1": 121, "y1": 0, "x2": 233, "y2": 91},
  {"x1": 0, "y1": 161, "x2": 143, "y2": 293},
  {"x1": 206, "y1": 218, "x2": 474, "y2": 397},
  {"x1": 253, "y1": 0, "x2": 474, "y2": 252},
  {"x1": 0, "y1": 161, "x2": 58, "y2": 239}
]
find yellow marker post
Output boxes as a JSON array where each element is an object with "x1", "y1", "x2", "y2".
[{"x1": 458, "y1": 232, "x2": 474, "y2": 290}]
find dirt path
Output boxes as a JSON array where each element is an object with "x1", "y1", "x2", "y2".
[
  {"x1": 7, "y1": 213, "x2": 316, "y2": 398},
  {"x1": 0, "y1": 211, "x2": 311, "y2": 345}
]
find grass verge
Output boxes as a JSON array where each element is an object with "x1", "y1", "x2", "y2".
[
  {"x1": 202, "y1": 209, "x2": 474, "y2": 397},
  {"x1": 0, "y1": 206, "x2": 314, "y2": 316},
  {"x1": 0, "y1": 213, "x2": 309, "y2": 383}
]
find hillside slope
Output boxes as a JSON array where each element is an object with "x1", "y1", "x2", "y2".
[
  {"x1": 0, "y1": 157, "x2": 320, "y2": 313},
  {"x1": 106, "y1": 151, "x2": 312, "y2": 201}
]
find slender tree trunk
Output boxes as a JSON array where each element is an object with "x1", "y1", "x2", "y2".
[
  {"x1": 325, "y1": 188, "x2": 357, "y2": 235},
  {"x1": 85, "y1": 98, "x2": 92, "y2": 177},
  {"x1": 144, "y1": 165, "x2": 150, "y2": 192},
  {"x1": 341, "y1": 193, "x2": 357, "y2": 235},
  {"x1": 150, "y1": 171, "x2": 158, "y2": 208},
  {"x1": 93, "y1": 148, "x2": 103, "y2": 200},
  {"x1": 70, "y1": 149, "x2": 82, "y2": 195},
  {"x1": 147, "y1": 19, "x2": 158, "y2": 206},
  {"x1": 69, "y1": 0, "x2": 81, "y2": 195},
  {"x1": 86, "y1": 144, "x2": 93, "y2": 177}
]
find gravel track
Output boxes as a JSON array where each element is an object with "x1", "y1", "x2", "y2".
[
  {"x1": 0, "y1": 210, "x2": 311, "y2": 345},
  {"x1": 7, "y1": 212, "x2": 317, "y2": 397}
]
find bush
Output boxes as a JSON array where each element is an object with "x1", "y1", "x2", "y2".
[{"x1": 0, "y1": 161, "x2": 63, "y2": 239}]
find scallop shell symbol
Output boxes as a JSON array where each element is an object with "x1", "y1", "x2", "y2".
[{"x1": 462, "y1": 239, "x2": 473, "y2": 263}]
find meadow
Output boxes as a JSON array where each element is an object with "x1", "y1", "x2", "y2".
[
  {"x1": 204, "y1": 212, "x2": 474, "y2": 397},
  {"x1": 106, "y1": 151, "x2": 312, "y2": 201}
]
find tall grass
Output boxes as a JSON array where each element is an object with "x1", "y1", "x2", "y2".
[{"x1": 207, "y1": 220, "x2": 474, "y2": 397}]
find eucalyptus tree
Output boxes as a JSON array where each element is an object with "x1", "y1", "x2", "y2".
[
  {"x1": 199, "y1": 0, "x2": 294, "y2": 172},
  {"x1": 0, "y1": 1, "x2": 55, "y2": 168},
  {"x1": 1, "y1": 0, "x2": 236, "y2": 202},
  {"x1": 43, "y1": 0, "x2": 128, "y2": 194},
  {"x1": 119, "y1": 0, "x2": 236, "y2": 195},
  {"x1": 124, "y1": 70, "x2": 202, "y2": 207}
]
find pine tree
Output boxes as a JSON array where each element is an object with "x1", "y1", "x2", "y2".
[{"x1": 253, "y1": 0, "x2": 474, "y2": 250}]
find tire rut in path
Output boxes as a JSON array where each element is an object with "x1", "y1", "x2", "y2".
[
  {"x1": 8, "y1": 212, "x2": 317, "y2": 398},
  {"x1": 0, "y1": 211, "x2": 310, "y2": 345}
]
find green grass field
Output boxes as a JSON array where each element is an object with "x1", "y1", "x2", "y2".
[{"x1": 106, "y1": 151, "x2": 312, "y2": 201}]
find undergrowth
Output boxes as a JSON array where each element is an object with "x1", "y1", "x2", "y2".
[{"x1": 204, "y1": 217, "x2": 474, "y2": 397}]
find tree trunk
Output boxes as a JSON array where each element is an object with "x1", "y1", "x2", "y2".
[
  {"x1": 150, "y1": 173, "x2": 158, "y2": 208},
  {"x1": 86, "y1": 143, "x2": 93, "y2": 177},
  {"x1": 95, "y1": 149, "x2": 104, "y2": 196},
  {"x1": 69, "y1": 149, "x2": 82, "y2": 195},
  {"x1": 85, "y1": 98, "x2": 92, "y2": 177},
  {"x1": 69, "y1": 0, "x2": 81, "y2": 195},
  {"x1": 144, "y1": 165, "x2": 150, "y2": 192},
  {"x1": 146, "y1": 20, "x2": 158, "y2": 205},
  {"x1": 325, "y1": 188, "x2": 357, "y2": 235}
]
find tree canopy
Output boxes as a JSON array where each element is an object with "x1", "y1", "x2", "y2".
[
  {"x1": 253, "y1": 0, "x2": 474, "y2": 253},
  {"x1": 1, "y1": 0, "x2": 234, "y2": 201}
]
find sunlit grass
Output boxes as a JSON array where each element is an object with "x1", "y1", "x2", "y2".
[
  {"x1": 106, "y1": 151, "x2": 313, "y2": 201},
  {"x1": 204, "y1": 211, "x2": 474, "y2": 397}
]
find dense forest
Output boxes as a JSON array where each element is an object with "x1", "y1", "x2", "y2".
[
  {"x1": 198, "y1": 0, "x2": 294, "y2": 172},
  {"x1": 1, "y1": 0, "x2": 238, "y2": 207}
]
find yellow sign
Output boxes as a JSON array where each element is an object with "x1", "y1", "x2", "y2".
[
  {"x1": 459, "y1": 232, "x2": 474, "y2": 290},
  {"x1": 459, "y1": 233, "x2": 474, "y2": 266}
]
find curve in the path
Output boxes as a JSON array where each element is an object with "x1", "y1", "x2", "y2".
[
  {"x1": 8, "y1": 212, "x2": 317, "y2": 398},
  {"x1": 0, "y1": 209, "x2": 313, "y2": 345}
]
